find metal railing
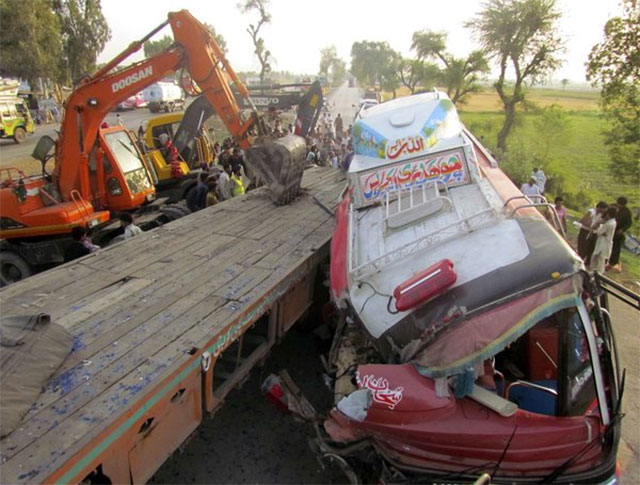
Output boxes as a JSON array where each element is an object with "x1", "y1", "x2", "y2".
[
  {"x1": 596, "y1": 272, "x2": 640, "y2": 311},
  {"x1": 384, "y1": 180, "x2": 453, "y2": 224},
  {"x1": 349, "y1": 206, "x2": 497, "y2": 280}
]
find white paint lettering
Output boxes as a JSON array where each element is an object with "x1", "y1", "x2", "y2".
[{"x1": 111, "y1": 66, "x2": 153, "y2": 93}]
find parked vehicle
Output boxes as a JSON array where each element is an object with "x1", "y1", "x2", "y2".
[
  {"x1": 143, "y1": 81, "x2": 184, "y2": 113},
  {"x1": 0, "y1": 96, "x2": 34, "y2": 144},
  {"x1": 116, "y1": 92, "x2": 147, "y2": 111},
  {"x1": 287, "y1": 91, "x2": 623, "y2": 484},
  {"x1": 353, "y1": 99, "x2": 379, "y2": 121}
]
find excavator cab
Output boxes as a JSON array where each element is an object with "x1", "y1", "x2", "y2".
[{"x1": 96, "y1": 126, "x2": 156, "y2": 212}]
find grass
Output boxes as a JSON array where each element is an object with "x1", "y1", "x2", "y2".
[
  {"x1": 382, "y1": 86, "x2": 600, "y2": 111},
  {"x1": 458, "y1": 110, "x2": 638, "y2": 209},
  {"x1": 458, "y1": 105, "x2": 639, "y2": 287}
]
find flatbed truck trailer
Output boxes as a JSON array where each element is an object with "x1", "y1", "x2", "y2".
[{"x1": 0, "y1": 167, "x2": 346, "y2": 484}]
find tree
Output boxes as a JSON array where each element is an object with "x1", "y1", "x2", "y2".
[
  {"x1": 586, "y1": 0, "x2": 639, "y2": 183},
  {"x1": 203, "y1": 23, "x2": 228, "y2": 54},
  {"x1": 319, "y1": 46, "x2": 337, "y2": 79},
  {"x1": 238, "y1": 0, "x2": 272, "y2": 84},
  {"x1": 0, "y1": 0, "x2": 64, "y2": 86},
  {"x1": 350, "y1": 41, "x2": 397, "y2": 89},
  {"x1": 561, "y1": 78, "x2": 569, "y2": 89},
  {"x1": 319, "y1": 45, "x2": 347, "y2": 86},
  {"x1": 331, "y1": 58, "x2": 347, "y2": 86},
  {"x1": 411, "y1": 30, "x2": 489, "y2": 104},
  {"x1": 396, "y1": 58, "x2": 426, "y2": 94},
  {"x1": 380, "y1": 50, "x2": 401, "y2": 98},
  {"x1": 54, "y1": 0, "x2": 111, "y2": 85},
  {"x1": 466, "y1": 0, "x2": 564, "y2": 152},
  {"x1": 143, "y1": 35, "x2": 173, "y2": 58}
]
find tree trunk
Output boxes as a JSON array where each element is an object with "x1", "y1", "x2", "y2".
[{"x1": 497, "y1": 102, "x2": 516, "y2": 152}]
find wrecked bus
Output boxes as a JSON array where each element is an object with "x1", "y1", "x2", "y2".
[{"x1": 312, "y1": 92, "x2": 622, "y2": 483}]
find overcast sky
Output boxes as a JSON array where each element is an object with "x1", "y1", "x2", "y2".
[{"x1": 98, "y1": 0, "x2": 622, "y2": 83}]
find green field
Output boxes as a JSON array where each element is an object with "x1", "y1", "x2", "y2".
[
  {"x1": 459, "y1": 110, "x2": 638, "y2": 208},
  {"x1": 459, "y1": 106, "x2": 639, "y2": 287}
]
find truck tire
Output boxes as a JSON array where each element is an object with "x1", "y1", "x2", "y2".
[
  {"x1": 13, "y1": 127, "x2": 26, "y2": 144},
  {"x1": 0, "y1": 251, "x2": 32, "y2": 286}
]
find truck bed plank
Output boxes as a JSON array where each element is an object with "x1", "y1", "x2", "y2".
[{"x1": 0, "y1": 167, "x2": 345, "y2": 484}]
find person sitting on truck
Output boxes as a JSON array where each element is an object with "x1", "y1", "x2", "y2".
[
  {"x1": 230, "y1": 165, "x2": 245, "y2": 197},
  {"x1": 217, "y1": 163, "x2": 233, "y2": 201},
  {"x1": 229, "y1": 147, "x2": 247, "y2": 175},
  {"x1": 194, "y1": 172, "x2": 209, "y2": 210},
  {"x1": 119, "y1": 212, "x2": 143, "y2": 239},
  {"x1": 64, "y1": 226, "x2": 98, "y2": 262},
  {"x1": 206, "y1": 174, "x2": 220, "y2": 207}
]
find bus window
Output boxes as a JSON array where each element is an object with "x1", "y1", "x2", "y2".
[{"x1": 560, "y1": 310, "x2": 597, "y2": 416}]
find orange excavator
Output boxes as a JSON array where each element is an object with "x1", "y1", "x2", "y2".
[{"x1": 0, "y1": 10, "x2": 318, "y2": 285}]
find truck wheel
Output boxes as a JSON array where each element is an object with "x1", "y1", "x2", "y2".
[
  {"x1": 13, "y1": 127, "x2": 26, "y2": 144},
  {"x1": 0, "y1": 251, "x2": 32, "y2": 285}
]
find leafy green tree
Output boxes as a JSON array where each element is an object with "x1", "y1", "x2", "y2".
[
  {"x1": 350, "y1": 41, "x2": 397, "y2": 90},
  {"x1": 380, "y1": 49, "x2": 401, "y2": 98},
  {"x1": 319, "y1": 45, "x2": 347, "y2": 86},
  {"x1": 238, "y1": 0, "x2": 272, "y2": 84},
  {"x1": 411, "y1": 30, "x2": 489, "y2": 104},
  {"x1": 143, "y1": 35, "x2": 173, "y2": 58},
  {"x1": 561, "y1": 78, "x2": 569, "y2": 89},
  {"x1": 396, "y1": 58, "x2": 427, "y2": 94},
  {"x1": 466, "y1": 0, "x2": 564, "y2": 152},
  {"x1": 319, "y1": 46, "x2": 337, "y2": 79},
  {"x1": 54, "y1": 0, "x2": 111, "y2": 84},
  {"x1": 586, "y1": 0, "x2": 639, "y2": 183},
  {"x1": 531, "y1": 104, "x2": 573, "y2": 165},
  {"x1": 331, "y1": 58, "x2": 347, "y2": 86},
  {"x1": 0, "y1": 0, "x2": 64, "y2": 86}
]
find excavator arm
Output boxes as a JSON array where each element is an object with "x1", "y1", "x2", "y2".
[{"x1": 55, "y1": 9, "x2": 308, "y2": 206}]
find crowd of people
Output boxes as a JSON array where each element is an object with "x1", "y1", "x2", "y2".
[
  {"x1": 304, "y1": 111, "x2": 354, "y2": 170},
  {"x1": 577, "y1": 196, "x2": 632, "y2": 273},
  {"x1": 71, "y1": 114, "x2": 636, "y2": 276},
  {"x1": 520, "y1": 168, "x2": 633, "y2": 274}
]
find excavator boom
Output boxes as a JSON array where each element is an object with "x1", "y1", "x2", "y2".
[{"x1": 56, "y1": 9, "x2": 309, "y2": 206}]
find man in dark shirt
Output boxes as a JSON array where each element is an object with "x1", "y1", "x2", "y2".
[
  {"x1": 64, "y1": 226, "x2": 92, "y2": 262},
  {"x1": 229, "y1": 147, "x2": 247, "y2": 174},
  {"x1": 609, "y1": 196, "x2": 632, "y2": 271}
]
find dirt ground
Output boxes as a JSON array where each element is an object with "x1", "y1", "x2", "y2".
[
  {"x1": 614, "y1": 297, "x2": 640, "y2": 484},
  {"x1": 150, "y1": 327, "x2": 334, "y2": 484}
]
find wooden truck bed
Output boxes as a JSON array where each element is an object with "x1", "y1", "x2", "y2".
[{"x1": 0, "y1": 167, "x2": 346, "y2": 484}]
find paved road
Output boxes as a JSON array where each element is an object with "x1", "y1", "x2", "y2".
[
  {"x1": 0, "y1": 85, "x2": 362, "y2": 171},
  {"x1": 326, "y1": 83, "x2": 361, "y2": 127},
  {"x1": 0, "y1": 109, "x2": 161, "y2": 173}
]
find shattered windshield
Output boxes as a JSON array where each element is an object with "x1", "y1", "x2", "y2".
[{"x1": 104, "y1": 130, "x2": 146, "y2": 174}]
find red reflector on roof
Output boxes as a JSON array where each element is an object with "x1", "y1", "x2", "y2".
[{"x1": 393, "y1": 259, "x2": 457, "y2": 312}]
